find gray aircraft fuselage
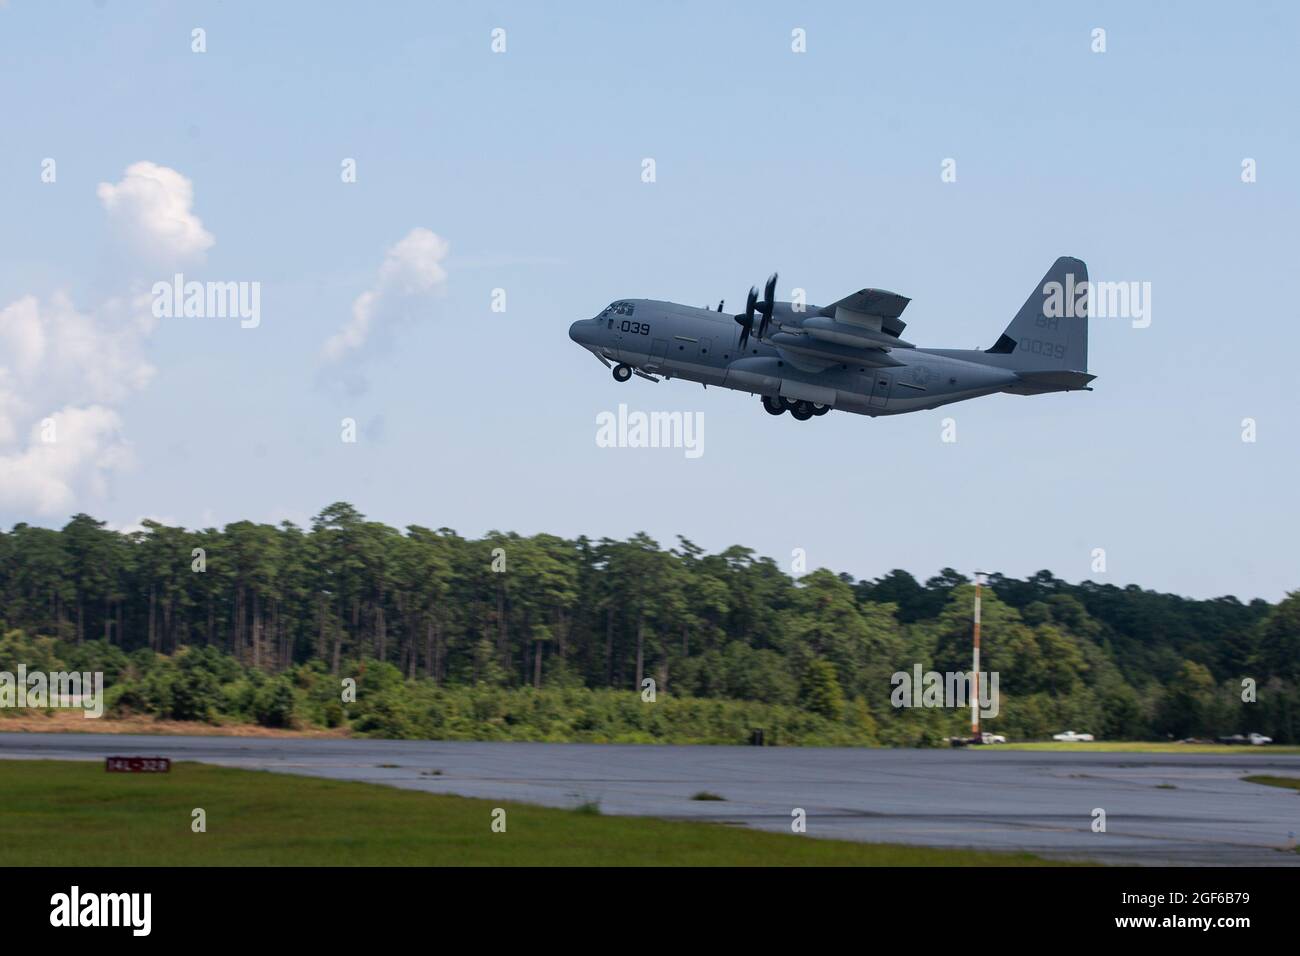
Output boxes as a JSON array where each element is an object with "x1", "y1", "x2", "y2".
[
  {"x1": 571, "y1": 300, "x2": 1026, "y2": 417},
  {"x1": 568, "y1": 257, "x2": 1095, "y2": 418}
]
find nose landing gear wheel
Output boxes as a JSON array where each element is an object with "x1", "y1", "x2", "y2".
[
  {"x1": 612, "y1": 363, "x2": 632, "y2": 382},
  {"x1": 790, "y1": 401, "x2": 814, "y2": 421},
  {"x1": 811, "y1": 403, "x2": 830, "y2": 416},
  {"x1": 762, "y1": 395, "x2": 785, "y2": 416}
]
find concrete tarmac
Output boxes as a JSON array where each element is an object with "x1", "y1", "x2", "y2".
[{"x1": 3, "y1": 732, "x2": 1298, "y2": 865}]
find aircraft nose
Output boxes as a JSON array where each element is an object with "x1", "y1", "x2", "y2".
[{"x1": 568, "y1": 320, "x2": 585, "y2": 344}]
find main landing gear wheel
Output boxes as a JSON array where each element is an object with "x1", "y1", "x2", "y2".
[
  {"x1": 811, "y1": 403, "x2": 830, "y2": 417},
  {"x1": 612, "y1": 363, "x2": 632, "y2": 382},
  {"x1": 762, "y1": 395, "x2": 785, "y2": 416},
  {"x1": 790, "y1": 401, "x2": 814, "y2": 421}
]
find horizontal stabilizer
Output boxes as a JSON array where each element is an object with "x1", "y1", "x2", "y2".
[{"x1": 1005, "y1": 369, "x2": 1096, "y2": 394}]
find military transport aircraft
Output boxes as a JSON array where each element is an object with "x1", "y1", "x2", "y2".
[{"x1": 569, "y1": 257, "x2": 1095, "y2": 420}]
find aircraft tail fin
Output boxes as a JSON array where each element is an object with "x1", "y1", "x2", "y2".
[{"x1": 985, "y1": 257, "x2": 1089, "y2": 372}]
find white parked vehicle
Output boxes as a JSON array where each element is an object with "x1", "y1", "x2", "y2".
[
  {"x1": 1248, "y1": 732, "x2": 1273, "y2": 746},
  {"x1": 980, "y1": 732, "x2": 1007, "y2": 744},
  {"x1": 1052, "y1": 730, "x2": 1095, "y2": 742}
]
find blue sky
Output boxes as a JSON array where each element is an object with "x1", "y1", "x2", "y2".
[{"x1": 1, "y1": 1, "x2": 1296, "y2": 600}]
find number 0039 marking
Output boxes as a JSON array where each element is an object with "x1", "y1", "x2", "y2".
[{"x1": 1018, "y1": 338, "x2": 1066, "y2": 360}]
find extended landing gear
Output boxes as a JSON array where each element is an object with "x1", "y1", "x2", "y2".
[
  {"x1": 763, "y1": 395, "x2": 832, "y2": 420},
  {"x1": 612, "y1": 363, "x2": 632, "y2": 382}
]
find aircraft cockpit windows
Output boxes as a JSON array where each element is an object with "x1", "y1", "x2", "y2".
[
  {"x1": 600, "y1": 301, "x2": 634, "y2": 328},
  {"x1": 598, "y1": 301, "x2": 635, "y2": 329}
]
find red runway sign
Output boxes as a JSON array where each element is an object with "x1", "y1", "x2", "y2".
[{"x1": 105, "y1": 756, "x2": 171, "y2": 773}]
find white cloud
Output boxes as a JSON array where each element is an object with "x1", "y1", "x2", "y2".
[
  {"x1": 0, "y1": 162, "x2": 207, "y2": 518},
  {"x1": 377, "y1": 228, "x2": 450, "y2": 293},
  {"x1": 97, "y1": 161, "x2": 214, "y2": 263},
  {"x1": 322, "y1": 289, "x2": 379, "y2": 363},
  {"x1": 0, "y1": 293, "x2": 155, "y2": 516},
  {"x1": 321, "y1": 227, "x2": 449, "y2": 364},
  {"x1": 0, "y1": 292, "x2": 155, "y2": 449},
  {"x1": 0, "y1": 406, "x2": 132, "y2": 516}
]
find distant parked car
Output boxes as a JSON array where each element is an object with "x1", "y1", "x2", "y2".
[
  {"x1": 1052, "y1": 730, "x2": 1095, "y2": 742},
  {"x1": 1248, "y1": 732, "x2": 1273, "y2": 746},
  {"x1": 1218, "y1": 734, "x2": 1247, "y2": 745},
  {"x1": 980, "y1": 732, "x2": 1007, "y2": 744}
]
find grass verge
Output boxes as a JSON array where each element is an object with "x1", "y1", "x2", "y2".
[{"x1": 0, "y1": 759, "x2": 1075, "y2": 866}]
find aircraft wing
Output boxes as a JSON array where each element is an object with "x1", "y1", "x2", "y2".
[
  {"x1": 764, "y1": 287, "x2": 914, "y2": 368},
  {"x1": 768, "y1": 332, "x2": 904, "y2": 368},
  {"x1": 817, "y1": 288, "x2": 911, "y2": 338},
  {"x1": 750, "y1": 285, "x2": 915, "y2": 370}
]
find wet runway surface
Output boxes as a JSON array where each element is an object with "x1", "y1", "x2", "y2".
[{"x1": 4, "y1": 732, "x2": 1299, "y2": 865}]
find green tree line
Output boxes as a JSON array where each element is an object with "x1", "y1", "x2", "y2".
[{"x1": 1, "y1": 502, "x2": 1297, "y2": 742}]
